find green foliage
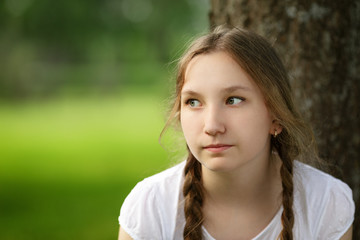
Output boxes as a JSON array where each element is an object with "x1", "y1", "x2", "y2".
[
  {"x1": 0, "y1": 1, "x2": 208, "y2": 238},
  {"x1": 0, "y1": 92, "x2": 186, "y2": 240},
  {"x1": 0, "y1": 0, "x2": 209, "y2": 99}
]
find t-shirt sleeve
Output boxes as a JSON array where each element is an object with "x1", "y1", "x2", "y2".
[
  {"x1": 316, "y1": 179, "x2": 355, "y2": 239},
  {"x1": 118, "y1": 180, "x2": 162, "y2": 240}
]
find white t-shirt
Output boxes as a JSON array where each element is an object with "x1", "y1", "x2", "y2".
[{"x1": 119, "y1": 161, "x2": 355, "y2": 240}]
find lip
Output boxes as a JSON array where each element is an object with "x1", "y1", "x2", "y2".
[{"x1": 203, "y1": 144, "x2": 233, "y2": 153}]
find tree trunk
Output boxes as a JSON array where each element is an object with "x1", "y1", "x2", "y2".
[{"x1": 209, "y1": 0, "x2": 360, "y2": 238}]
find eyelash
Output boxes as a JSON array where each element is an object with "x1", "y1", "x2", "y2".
[
  {"x1": 184, "y1": 96, "x2": 245, "y2": 107},
  {"x1": 226, "y1": 96, "x2": 245, "y2": 105},
  {"x1": 185, "y1": 99, "x2": 201, "y2": 107}
]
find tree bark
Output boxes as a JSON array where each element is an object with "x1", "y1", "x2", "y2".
[{"x1": 209, "y1": 0, "x2": 360, "y2": 238}]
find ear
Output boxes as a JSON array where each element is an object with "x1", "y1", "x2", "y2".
[{"x1": 270, "y1": 119, "x2": 283, "y2": 136}]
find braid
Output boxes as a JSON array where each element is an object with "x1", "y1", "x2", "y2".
[
  {"x1": 279, "y1": 159, "x2": 294, "y2": 240},
  {"x1": 183, "y1": 152, "x2": 204, "y2": 240},
  {"x1": 274, "y1": 138, "x2": 294, "y2": 240}
]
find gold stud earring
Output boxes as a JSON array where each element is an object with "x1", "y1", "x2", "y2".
[{"x1": 274, "y1": 130, "x2": 278, "y2": 138}]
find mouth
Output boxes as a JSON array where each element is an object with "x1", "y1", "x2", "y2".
[{"x1": 203, "y1": 144, "x2": 233, "y2": 153}]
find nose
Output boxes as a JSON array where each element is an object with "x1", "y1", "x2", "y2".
[{"x1": 203, "y1": 106, "x2": 226, "y2": 136}]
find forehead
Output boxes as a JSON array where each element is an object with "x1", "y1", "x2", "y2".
[{"x1": 182, "y1": 51, "x2": 257, "y2": 92}]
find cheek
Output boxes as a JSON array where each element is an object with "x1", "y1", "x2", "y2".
[
  {"x1": 180, "y1": 115, "x2": 202, "y2": 160},
  {"x1": 180, "y1": 110, "x2": 186, "y2": 132},
  {"x1": 229, "y1": 108, "x2": 272, "y2": 138},
  {"x1": 180, "y1": 111, "x2": 199, "y2": 144},
  {"x1": 180, "y1": 111, "x2": 190, "y2": 138}
]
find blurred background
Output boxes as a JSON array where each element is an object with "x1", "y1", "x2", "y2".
[{"x1": 0, "y1": 0, "x2": 209, "y2": 239}]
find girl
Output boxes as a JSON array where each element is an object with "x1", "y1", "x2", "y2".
[{"x1": 118, "y1": 27, "x2": 355, "y2": 240}]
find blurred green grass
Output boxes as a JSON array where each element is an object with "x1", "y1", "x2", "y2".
[{"x1": 0, "y1": 90, "x2": 185, "y2": 240}]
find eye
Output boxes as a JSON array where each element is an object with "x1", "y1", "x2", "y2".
[
  {"x1": 226, "y1": 97, "x2": 244, "y2": 105},
  {"x1": 186, "y1": 99, "x2": 201, "y2": 108}
]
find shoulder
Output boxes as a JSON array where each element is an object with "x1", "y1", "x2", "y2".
[
  {"x1": 293, "y1": 161, "x2": 353, "y2": 197},
  {"x1": 140, "y1": 160, "x2": 186, "y2": 193},
  {"x1": 293, "y1": 161, "x2": 355, "y2": 239},
  {"x1": 119, "y1": 161, "x2": 186, "y2": 240}
]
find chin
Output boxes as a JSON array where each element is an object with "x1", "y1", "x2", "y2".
[{"x1": 199, "y1": 156, "x2": 239, "y2": 173}]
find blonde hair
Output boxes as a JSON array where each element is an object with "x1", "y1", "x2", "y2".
[{"x1": 163, "y1": 26, "x2": 321, "y2": 240}]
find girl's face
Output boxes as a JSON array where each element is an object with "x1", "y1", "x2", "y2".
[{"x1": 180, "y1": 51, "x2": 277, "y2": 173}]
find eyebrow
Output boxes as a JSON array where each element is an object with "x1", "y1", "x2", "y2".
[
  {"x1": 181, "y1": 85, "x2": 251, "y2": 95},
  {"x1": 222, "y1": 85, "x2": 251, "y2": 93}
]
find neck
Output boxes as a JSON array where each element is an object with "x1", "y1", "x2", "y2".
[{"x1": 201, "y1": 154, "x2": 282, "y2": 208}]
